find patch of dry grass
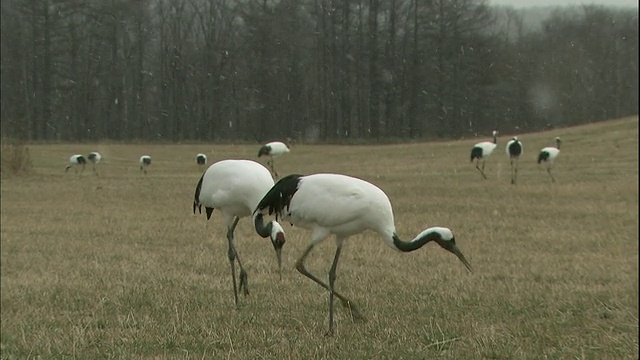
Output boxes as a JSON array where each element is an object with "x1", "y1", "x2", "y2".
[
  {"x1": 1, "y1": 116, "x2": 638, "y2": 359},
  {"x1": 1, "y1": 139, "x2": 33, "y2": 177}
]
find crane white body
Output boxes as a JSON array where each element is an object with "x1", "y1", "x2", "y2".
[
  {"x1": 470, "y1": 130, "x2": 498, "y2": 179},
  {"x1": 257, "y1": 141, "x2": 290, "y2": 179},
  {"x1": 65, "y1": 154, "x2": 86, "y2": 173},
  {"x1": 87, "y1": 152, "x2": 102, "y2": 174},
  {"x1": 506, "y1": 137, "x2": 523, "y2": 184},
  {"x1": 193, "y1": 159, "x2": 285, "y2": 306},
  {"x1": 88, "y1": 152, "x2": 102, "y2": 164},
  {"x1": 139, "y1": 155, "x2": 151, "y2": 174},
  {"x1": 538, "y1": 137, "x2": 562, "y2": 182},
  {"x1": 254, "y1": 173, "x2": 472, "y2": 335}
]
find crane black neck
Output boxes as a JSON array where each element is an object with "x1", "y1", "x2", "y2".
[
  {"x1": 254, "y1": 213, "x2": 273, "y2": 239},
  {"x1": 392, "y1": 232, "x2": 440, "y2": 252}
]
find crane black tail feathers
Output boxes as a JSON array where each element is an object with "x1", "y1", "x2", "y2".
[
  {"x1": 257, "y1": 145, "x2": 270, "y2": 157},
  {"x1": 193, "y1": 172, "x2": 205, "y2": 214},
  {"x1": 538, "y1": 151, "x2": 549, "y2": 164},
  {"x1": 254, "y1": 174, "x2": 303, "y2": 221},
  {"x1": 509, "y1": 143, "x2": 522, "y2": 157},
  {"x1": 470, "y1": 147, "x2": 482, "y2": 162}
]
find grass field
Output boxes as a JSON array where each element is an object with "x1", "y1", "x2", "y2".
[{"x1": 1, "y1": 116, "x2": 638, "y2": 359}]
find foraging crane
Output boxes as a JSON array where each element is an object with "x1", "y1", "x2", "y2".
[
  {"x1": 65, "y1": 154, "x2": 86, "y2": 174},
  {"x1": 505, "y1": 137, "x2": 523, "y2": 184},
  {"x1": 139, "y1": 155, "x2": 151, "y2": 175},
  {"x1": 538, "y1": 137, "x2": 561, "y2": 183},
  {"x1": 253, "y1": 173, "x2": 473, "y2": 335},
  {"x1": 196, "y1": 153, "x2": 208, "y2": 171},
  {"x1": 87, "y1": 152, "x2": 102, "y2": 174},
  {"x1": 470, "y1": 130, "x2": 498, "y2": 179},
  {"x1": 193, "y1": 159, "x2": 286, "y2": 307},
  {"x1": 257, "y1": 141, "x2": 290, "y2": 179}
]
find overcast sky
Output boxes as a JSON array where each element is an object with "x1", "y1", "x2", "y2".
[{"x1": 490, "y1": 0, "x2": 639, "y2": 8}]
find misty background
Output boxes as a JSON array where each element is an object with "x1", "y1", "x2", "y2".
[{"x1": 0, "y1": 0, "x2": 637, "y2": 143}]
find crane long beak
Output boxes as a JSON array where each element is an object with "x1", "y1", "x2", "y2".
[
  {"x1": 451, "y1": 246, "x2": 473, "y2": 273},
  {"x1": 270, "y1": 229, "x2": 286, "y2": 280},
  {"x1": 275, "y1": 248, "x2": 282, "y2": 280}
]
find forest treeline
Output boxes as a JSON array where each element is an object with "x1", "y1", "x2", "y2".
[{"x1": 0, "y1": 0, "x2": 637, "y2": 143}]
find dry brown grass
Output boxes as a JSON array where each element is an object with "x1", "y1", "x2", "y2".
[
  {"x1": 1, "y1": 139, "x2": 33, "y2": 177},
  {"x1": 1, "y1": 116, "x2": 638, "y2": 359}
]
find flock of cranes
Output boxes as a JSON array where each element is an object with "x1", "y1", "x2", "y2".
[
  {"x1": 65, "y1": 152, "x2": 102, "y2": 174},
  {"x1": 63, "y1": 135, "x2": 561, "y2": 335},
  {"x1": 64, "y1": 142, "x2": 291, "y2": 178},
  {"x1": 192, "y1": 149, "x2": 472, "y2": 335},
  {"x1": 470, "y1": 132, "x2": 562, "y2": 184}
]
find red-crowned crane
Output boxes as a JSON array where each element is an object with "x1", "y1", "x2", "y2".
[
  {"x1": 87, "y1": 152, "x2": 102, "y2": 175},
  {"x1": 65, "y1": 154, "x2": 87, "y2": 174},
  {"x1": 506, "y1": 137, "x2": 523, "y2": 184},
  {"x1": 253, "y1": 173, "x2": 473, "y2": 335},
  {"x1": 139, "y1": 155, "x2": 151, "y2": 175},
  {"x1": 470, "y1": 130, "x2": 498, "y2": 179},
  {"x1": 538, "y1": 137, "x2": 562, "y2": 182},
  {"x1": 257, "y1": 141, "x2": 290, "y2": 179},
  {"x1": 196, "y1": 153, "x2": 208, "y2": 171},
  {"x1": 193, "y1": 159, "x2": 286, "y2": 307}
]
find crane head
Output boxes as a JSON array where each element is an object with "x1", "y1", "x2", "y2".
[
  {"x1": 556, "y1": 137, "x2": 562, "y2": 148},
  {"x1": 254, "y1": 212, "x2": 286, "y2": 279},
  {"x1": 270, "y1": 221, "x2": 286, "y2": 279},
  {"x1": 429, "y1": 227, "x2": 473, "y2": 273}
]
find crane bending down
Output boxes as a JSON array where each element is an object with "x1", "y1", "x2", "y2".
[
  {"x1": 257, "y1": 141, "x2": 290, "y2": 179},
  {"x1": 196, "y1": 153, "x2": 208, "y2": 171},
  {"x1": 470, "y1": 130, "x2": 498, "y2": 179},
  {"x1": 253, "y1": 173, "x2": 473, "y2": 335},
  {"x1": 538, "y1": 137, "x2": 562, "y2": 182},
  {"x1": 88, "y1": 152, "x2": 102, "y2": 175},
  {"x1": 506, "y1": 137, "x2": 523, "y2": 184},
  {"x1": 65, "y1": 154, "x2": 87, "y2": 173},
  {"x1": 194, "y1": 159, "x2": 286, "y2": 307},
  {"x1": 139, "y1": 155, "x2": 151, "y2": 174}
]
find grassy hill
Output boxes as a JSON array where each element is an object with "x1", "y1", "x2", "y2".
[{"x1": 1, "y1": 116, "x2": 637, "y2": 358}]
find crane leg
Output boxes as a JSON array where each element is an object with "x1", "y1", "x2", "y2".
[
  {"x1": 295, "y1": 242, "x2": 365, "y2": 335},
  {"x1": 510, "y1": 160, "x2": 517, "y2": 184},
  {"x1": 268, "y1": 159, "x2": 278, "y2": 180},
  {"x1": 230, "y1": 218, "x2": 249, "y2": 296},
  {"x1": 226, "y1": 217, "x2": 248, "y2": 308},
  {"x1": 328, "y1": 242, "x2": 344, "y2": 336},
  {"x1": 475, "y1": 160, "x2": 487, "y2": 179},
  {"x1": 547, "y1": 167, "x2": 555, "y2": 183}
]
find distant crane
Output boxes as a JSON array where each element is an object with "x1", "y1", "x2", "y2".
[
  {"x1": 257, "y1": 141, "x2": 290, "y2": 179},
  {"x1": 87, "y1": 152, "x2": 102, "y2": 175},
  {"x1": 254, "y1": 173, "x2": 473, "y2": 335},
  {"x1": 470, "y1": 130, "x2": 498, "y2": 179},
  {"x1": 506, "y1": 137, "x2": 523, "y2": 184},
  {"x1": 538, "y1": 137, "x2": 562, "y2": 182},
  {"x1": 139, "y1": 155, "x2": 152, "y2": 175},
  {"x1": 194, "y1": 159, "x2": 286, "y2": 307},
  {"x1": 65, "y1": 154, "x2": 87, "y2": 174},
  {"x1": 196, "y1": 153, "x2": 208, "y2": 171}
]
